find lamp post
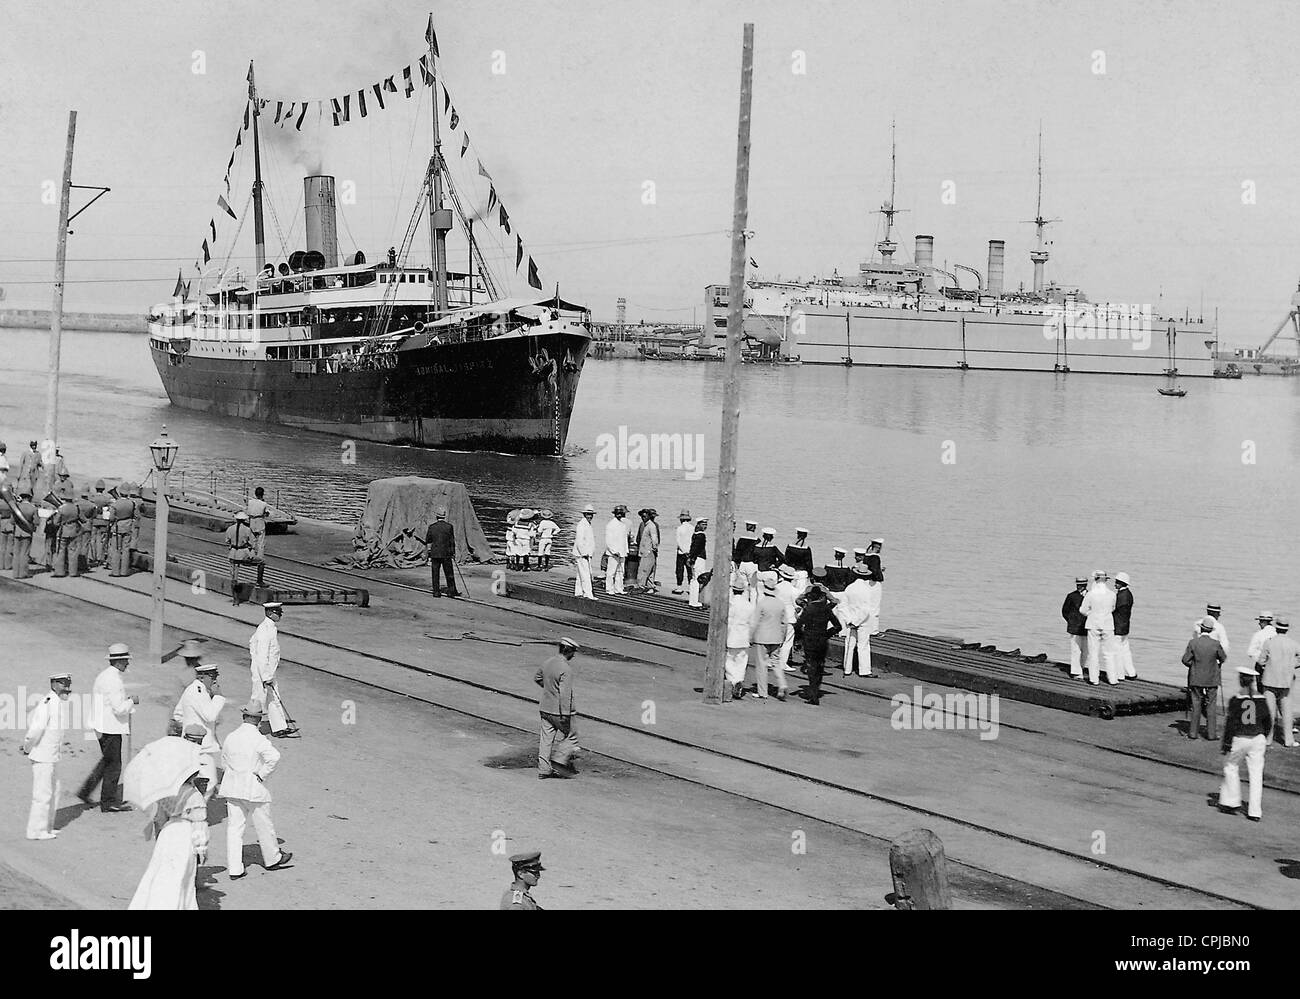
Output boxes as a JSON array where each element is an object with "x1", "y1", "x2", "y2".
[{"x1": 148, "y1": 426, "x2": 179, "y2": 665}]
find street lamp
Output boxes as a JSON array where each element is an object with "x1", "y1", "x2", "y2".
[{"x1": 148, "y1": 425, "x2": 179, "y2": 665}]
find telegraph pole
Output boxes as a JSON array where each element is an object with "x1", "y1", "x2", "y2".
[
  {"x1": 44, "y1": 111, "x2": 76, "y2": 448},
  {"x1": 704, "y1": 23, "x2": 754, "y2": 704}
]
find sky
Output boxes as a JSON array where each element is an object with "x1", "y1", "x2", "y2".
[{"x1": 2, "y1": 0, "x2": 1299, "y2": 345}]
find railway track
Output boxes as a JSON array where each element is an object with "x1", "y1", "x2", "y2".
[{"x1": 37, "y1": 554, "x2": 1269, "y2": 910}]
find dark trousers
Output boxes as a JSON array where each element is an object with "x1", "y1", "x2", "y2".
[
  {"x1": 804, "y1": 646, "x2": 828, "y2": 703},
  {"x1": 430, "y1": 557, "x2": 458, "y2": 596},
  {"x1": 79, "y1": 733, "x2": 124, "y2": 807},
  {"x1": 1188, "y1": 685, "x2": 1218, "y2": 739},
  {"x1": 675, "y1": 552, "x2": 694, "y2": 586}
]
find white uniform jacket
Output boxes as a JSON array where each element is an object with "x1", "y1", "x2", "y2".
[
  {"x1": 834, "y1": 579, "x2": 873, "y2": 628},
  {"x1": 250, "y1": 618, "x2": 281, "y2": 687},
  {"x1": 1191, "y1": 618, "x2": 1230, "y2": 656},
  {"x1": 571, "y1": 518, "x2": 596, "y2": 557},
  {"x1": 1080, "y1": 585, "x2": 1117, "y2": 630},
  {"x1": 726, "y1": 594, "x2": 754, "y2": 648},
  {"x1": 23, "y1": 692, "x2": 67, "y2": 764},
  {"x1": 89, "y1": 665, "x2": 136, "y2": 735},
  {"x1": 675, "y1": 521, "x2": 694, "y2": 555},
  {"x1": 604, "y1": 518, "x2": 630, "y2": 557},
  {"x1": 218, "y1": 723, "x2": 281, "y2": 803},
  {"x1": 1247, "y1": 625, "x2": 1276, "y2": 666},
  {"x1": 171, "y1": 680, "x2": 227, "y2": 757}
]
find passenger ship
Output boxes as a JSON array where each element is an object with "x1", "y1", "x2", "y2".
[{"x1": 147, "y1": 23, "x2": 590, "y2": 455}]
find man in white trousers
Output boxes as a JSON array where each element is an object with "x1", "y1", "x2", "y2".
[
  {"x1": 725, "y1": 576, "x2": 754, "y2": 700},
  {"x1": 834, "y1": 564, "x2": 875, "y2": 677},
  {"x1": 774, "y1": 565, "x2": 800, "y2": 674},
  {"x1": 1079, "y1": 570, "x2": 1118, "y2": 685},
  {"x1": 603, "y1": 505, "x2": 629, "y2": 595},
  {"x1": 219, "y1": 702, "x2": 292, "y2": 878},
  {"x1": 687, "y1": 519, "x2": 708, "y2": 608},
  {"x1": 22, "y1": 672, "x2": 71, "y2": 840},
  {"x1": 1061, "y1": 576, "x2": 1089, "y2": 678},
  {"x1": 1218, "y1": 664, "x2": 1271, "y2": 821},
  {"x1": 249, "y1": 602, "x2": 298, "y2": 738},
  {"x1": 172, "y1": 662, "x2": 227, "y2": 798},
  {"x1": 571, "y1": 504, "x2": 596, "y2": 599}
]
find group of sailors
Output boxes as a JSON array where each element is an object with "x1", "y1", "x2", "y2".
[
  {"x1": 565, "y1": 504, "x2": 886, "y2": 700},
  {"x1": 1, "y1": 441, "x2": 143, "y2": 580},
  {"x1": 20, "y1": 603, "x2": 298, "y2": 908},
  {"x1": 504, "y1": 508, "x2": 560, "y2": 571}
]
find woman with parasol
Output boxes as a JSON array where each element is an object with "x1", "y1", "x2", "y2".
[{"x1": 124, "y1": 736, "x2": 210, "y2": 910}]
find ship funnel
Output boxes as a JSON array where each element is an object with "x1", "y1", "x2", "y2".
[
  {"x1": 987, "y1": 239, "x2": 1005, "y2": 298},
  {"x1": 304, "y1": 175, "x2": 339, "y2": 269},
  {"x1": 915, "y1": 235, "x2": 935, "y2": 293}
]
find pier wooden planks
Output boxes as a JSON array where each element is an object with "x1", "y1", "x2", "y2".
[
  {"x1": 130, "y1": 550, "x2": 369, "y2": 607},
  {"x1": 507, "y1": 576, "x2": 1185, "y2": 718}
]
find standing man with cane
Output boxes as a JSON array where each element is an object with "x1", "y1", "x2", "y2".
[{"x1": 424, "y1": 506, "x2": 459, "y2": 599}]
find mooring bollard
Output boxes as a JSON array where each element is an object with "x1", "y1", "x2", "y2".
[{"x1": 888, "y1": 828, "x2": 952, "y2": 910}]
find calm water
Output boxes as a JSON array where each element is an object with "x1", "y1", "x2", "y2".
[{"x1": 3, "y1": 326, "x2": 1299, "y2": 685}]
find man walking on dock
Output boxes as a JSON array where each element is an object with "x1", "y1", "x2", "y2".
[
  {"x1": 535, "y1": 638, "x2": 580, "y2": 778},
  {"x1": 1112, "y1": 572, "x2": 1135, "y2": 679},
  {"x1": 1183, "y1": 617, "x2": 1227, "y2": 740},
  {"x1": 424, "y1": 506, "x2": 459, "y2": 598},
  {"x1": 1255, "y1": 616, "x2": 1300, "y2": 747},
  {"x1": 1219, "y1": 664, "x2": 1271, "y2": 821},
  {"x1": 726, "y1": 576, "x2": 755, "y2": 700},
  {"x1": 219, "y1": 702, "x2": 292, "y2": 878},
  {"x1": 79, "y1": 643, "x2": 138, "y2": 811},
  {"x1": 751, "y1": 572, "x2": 790, "y2": 701},
  {"x1": 1079, "y1": 570, "x2": 1118, "y2": 684},
  {"x1": 603, "y1": 505, "x2": 629, "y2": 595},
  {"x1": 226, "y1": 511, "x2": 256, "y2": 604},
  {"x1": 250, "y1": 602, "x2": 298, "y2": 738},
  {"x1": 572, "y1": 504, "x2": 596, "y2": 599},
  {"x1": 796, "y1": 585, "x2": 839, "y2": 705},
  {"x1": 1062, "y1": 576, "x2": 1088, "y2": 679}
]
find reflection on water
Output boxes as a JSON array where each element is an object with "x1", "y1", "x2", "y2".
[{"x1": 3, "y1": 326, "x2": 1299, "y2": 686}]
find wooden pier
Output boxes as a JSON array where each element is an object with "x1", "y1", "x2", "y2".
[
  {"x1": 507, "y1": 576, "x2": 1186, "y2": 718},
  {"x1": 131, "y1": 549, "x2": 369, "y2": 607}
]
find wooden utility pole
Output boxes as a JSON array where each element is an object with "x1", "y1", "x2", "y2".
[
  {"x1": 44, "y1": 111, "x2": 77, "y2": 448},
  {"x1": 704, "y1": 23, "x2": 755, "y2": 704}
]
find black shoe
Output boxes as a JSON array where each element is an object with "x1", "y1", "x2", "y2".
[
  {"x1": 431, "y1": 593, "x2": 441, "y2": 598},
  {"x1": 266, "y1": 851, "x2": 293, "y2": 870},
  {"x1": 538, "y1": 772, "x2": 557, "y2": 780},
  {"x1": 76, "y1": 791, "x2": 96, "y2": 807},
  {"x1": 1248, "y1": 815, "x2": 1262, "y2": 823},
  {"x1": 229, "y1": 871, "x2": 247, "y2": 880},
  {"x1": 447, "y1": 591, "x2": 460, "y2": 598},
  {"x1": 101, "y1": 803, "x2": 132, "y2": 813}
]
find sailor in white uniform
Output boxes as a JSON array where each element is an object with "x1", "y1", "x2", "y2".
[
  {"x1": 571, "y1": 504, "x2": 597, "y2": 599},
  {"x1": 218, "y1": 702, "x2": 292, "y2": 879},
  {"x1": 22, "y1": 672, "x2": 72, "y2": 840},
  {"x1": 172, "y1": 662, "x2": 227, "y2": 798},
  {"x1": 603, "y1": 505, "x2": 630, "y2": 595},
  {"x1": 249, "y1": 602, "x2": 298, "y2": 738}
]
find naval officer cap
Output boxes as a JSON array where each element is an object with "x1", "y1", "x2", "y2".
[
  {"x1": 263, "y1": 601, "x2": 283, "y2": 611},
  {"x1": 510, "y1": 851, "x2": 545, "y2": 870},
  {"x1": 241, "y1": 701, "x2": 265, "y2": 717},
  {"x1": 195, "y1": 663, "x2": 219, "y2": 675},
  {"x1": 853, "y1": 547, "x2": 867, "y2": 556},
  {"x1": 558, "y1": 637, "x2": 579, "y2": 651},
  {"x1": 182, "y1": 724, "x2": 207, "y2": 740},
  {"x1": 870, "y1": 537, "x2": 884, "y2": 545},
  {"x1": 49, "y1": 671, "x2": 72, "y2": 682},
  {"x1": 833, "y1": 547, "x2": 846, "y2": 557},
  {"x1": 795, "y1": 527, "x2": 808, "y2": 535}
]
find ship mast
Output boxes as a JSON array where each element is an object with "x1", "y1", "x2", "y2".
[
  {"x1": 425, "y1": 14, "x2": 451, "y2": 316},
  {"x1": 1027, "y1": 123, "x2": 1059, "y2": 296},
  {"x1": 876, "y1": 119, "x2": 899, "y2": 263},
  {"x1": 248, "y1": 62, "x2": 267, "y2": 275}
]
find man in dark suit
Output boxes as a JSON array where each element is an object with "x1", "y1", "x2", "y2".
[
  {"x1": 1112, "y1": 571, "x2": 1136, "y2": 678},
  {"x1": 795, "y1": 585, "x2": 840, "y2": 705},
  {"x1": 1183, "y1": 616, "x2": 1228, "y2": 740},
  {"x1": 1061, "y1": 576, "x2": 1088, "y2": 679},
  {"x1": 424, "y1": 506, "x2": 459, "y2": 598}
]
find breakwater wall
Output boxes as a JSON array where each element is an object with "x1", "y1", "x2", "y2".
[{"x1": 0, "y1": 310, "x2": 147, "y2": 334}]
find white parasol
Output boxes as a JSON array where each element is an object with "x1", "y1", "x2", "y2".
[{"x1": 122, "y1": 736, "x2": 202, "y2": 810}]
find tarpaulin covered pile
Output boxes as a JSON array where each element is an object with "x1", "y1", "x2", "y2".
[{"x1": 346, "y1": 477, "x2": 497, "y2": 568}]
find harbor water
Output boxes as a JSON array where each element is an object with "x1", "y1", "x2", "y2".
[{"x1": 3, "y1": 326, "x2": 1298, "y2": 688}]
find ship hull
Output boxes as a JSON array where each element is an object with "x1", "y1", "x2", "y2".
[
  {"x1": 747, "y1": 306, "x2": 1216, "y2": 376},
  {"x1": 149, "y1": 331, "x2": 589, "y2": 455}
]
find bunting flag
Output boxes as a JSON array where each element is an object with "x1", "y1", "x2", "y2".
[
  {"x1": 527, "y1": 257, "x2": 542, "y2": 290},
  {"x1": 294, "y1": 103, "x2": 308, "y2": 130},
  {"x1": 181, "y1": 279, "x2": 191, "y2": 301},
  {"x1": 226, "y1": 151, "x2": 235, "y2": 173},
  {"x1": 749, "y1": 256, "x2": 758, "y2": 268},
  {"x1": 383, "y1": 75, "x2": 398, "y2": 95},
  {"x1": 209, "y1": 219, "x2": 217, "y2": 243},
  {"x1": 372, "y1": 81, "x2": 386, "y2": 111},
  {"x1": 172, "y1": 270, "x2": 185, "y2": 299},
  {"x1": 443, "y1": 85, "x2": 450, "y2": 113},
  {"x1": 224, "y1": 173, "x2": 231, "y2": 196},
  {"x1": 243, "y1": 103, "x2": 250, "y2": 130},
  {"x1": 499, "y1": 206, "x2": 511, "y2": 234},
  {"x1": 403, "y1": 65, "x2": 414, "y2": 97},
  {"x1": 516, "y1": 235, "x2": 524, "y2": 269},
  {"x1": 419, "y1": 55, "x2": 433, "y2": 86},
  {"x1": 487, "y1": 186, "x2": 497, "y2": 212},
  {"x1": 449, "y1": 107, "x2": 459, "y2": 130},
  {"x1": 460, "y1": 133, "x2": 469, "y2": 157},
  {"x1": 477, "y1": 159, "x2": 491, "y2": 180},
  {"x1": 357, "y1": 88, "x2": 368, "y2": 118},
  {"x1": 234, "y1": 129, "x2": 242, "y2": 149},
  {"x1": 202, "y1": 240, "x2": 211, "y2": 265},
  {"x1": 274, "y1": 101, "x2": 284, "y2": 124},
  {"x1": 426, "y1": 15, "x2": 440, "y2": 57},
  {"x1": 331, "y1": 94, "x2": 351, "y2": 126}
]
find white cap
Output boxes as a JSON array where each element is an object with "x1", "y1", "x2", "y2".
[{"x1": 1114, "y1": 571, "x2": 1130, "y2": 585}]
